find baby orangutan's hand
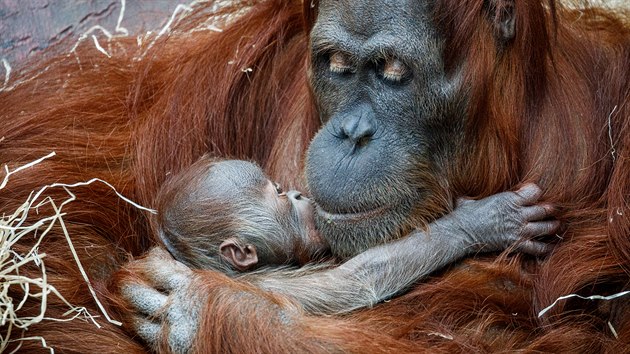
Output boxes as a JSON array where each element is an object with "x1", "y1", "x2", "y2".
[{"x1": 435, "y1": 183, "x2": 560, "y2": 256}]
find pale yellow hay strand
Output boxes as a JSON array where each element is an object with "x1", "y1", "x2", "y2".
[
  {"x1": 538, "y1": 290, "x2": 630, "y2": 318},
  {"x1": 0, "y1": 58, "x2": 10, "y2": 91},
  {"x1": 1, "y1": 153, "x2": 155, "y2": 352}
]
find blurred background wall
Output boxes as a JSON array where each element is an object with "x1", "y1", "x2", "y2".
[
  {"x1": 1, "y1": 0, "x2": 628, "y2": 68},
  {"x1": 0, "y1": 0, "x2": 179, "y2": 65}
]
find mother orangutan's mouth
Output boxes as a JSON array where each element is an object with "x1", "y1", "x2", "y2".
[{"x1": 315, "y1": 204, "x2": 391, "y2": 223}]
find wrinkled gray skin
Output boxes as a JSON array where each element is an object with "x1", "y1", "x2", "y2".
[{"x1": 123, "y1": 184, "x2": 559, "y2": 353}]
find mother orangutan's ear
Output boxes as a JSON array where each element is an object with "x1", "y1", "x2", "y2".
[
  {"x1": 220, "y1": 238, "x2": 259, "y2": 271},
  {"x1": 487, "y1": 0, "x2": 516, "y2": 43}
]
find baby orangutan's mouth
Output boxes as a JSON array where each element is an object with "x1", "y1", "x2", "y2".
[{"x1": 315, "y1": 204, "x2": 391, "y2": 223}]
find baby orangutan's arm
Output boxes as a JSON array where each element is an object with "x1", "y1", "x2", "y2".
[{"x1": 256, "y1": 183, "x2": 559, "y2": 314}]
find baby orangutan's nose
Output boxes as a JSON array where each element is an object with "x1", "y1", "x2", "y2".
[{"x1": 288, "y1": 190, "x2": 302, "y2": 200}]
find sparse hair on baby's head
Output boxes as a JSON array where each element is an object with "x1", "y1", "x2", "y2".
[{"x1": 155, "y1": 156, "x2": 299, "y2": 275}]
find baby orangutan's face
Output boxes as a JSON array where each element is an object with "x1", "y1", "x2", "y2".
[
  {"x1": 261, "y1": 179, "x2": 328, "y2": 265},
  {"x1": 207, "y1": 160, "x2": 329, "y2": 268}
]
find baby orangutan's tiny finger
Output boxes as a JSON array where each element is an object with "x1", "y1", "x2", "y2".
[
  {"x1": 514, "y1": 240, "x2": 554, "y2": 256},
  {"x1": 521, "y1": 204, "x2": 556, "y2": 221},
  {"x1": 513, "y1": 183, "x2": 543, "y2": 206},
  {"x1": 522, "y1": 220, "x2": 561, "y2": 238}
]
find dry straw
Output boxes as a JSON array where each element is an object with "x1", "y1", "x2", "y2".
[
  {"x1": 0, "y1": 152, "x2": 155, "y2": 353},
  {"x1": 0, "y1": 2, "x2": 218, "y2": 352}
]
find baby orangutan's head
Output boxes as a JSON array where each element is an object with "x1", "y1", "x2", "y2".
[{"x1": 156, "y1": 156, "x2": 328, "y2": 275}]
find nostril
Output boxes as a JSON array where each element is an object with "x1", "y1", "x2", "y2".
[
  {"x1": 340, "y1": 111, "x2": 375, "y2": 144},
  {"x1": 356, "y1": 136, "x2": 371, "y2": 147},
  {"x1": 288, "y1": 190, "x2": 302, "y2": 200},
  {"x1": 349, "y1": 122, "x2": 374, "y2": 146}
]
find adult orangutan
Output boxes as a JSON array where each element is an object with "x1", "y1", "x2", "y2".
[{"x1": 0, "y1": 0, "x2": 628, "y2": 353}]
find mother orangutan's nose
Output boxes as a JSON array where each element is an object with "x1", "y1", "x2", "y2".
[{"x1": 340, "y1": 108, "x2": 376, "y2": 147}]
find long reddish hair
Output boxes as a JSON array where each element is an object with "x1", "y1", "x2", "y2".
[{"x1": 0, "y1": 0, "x2": 628, "y2": 352}]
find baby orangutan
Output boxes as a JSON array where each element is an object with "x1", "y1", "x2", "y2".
[
  {"x1": 151, "y1": 156, "x2": 559, "y2": 312},
  {"x1": 122, "y1": 156, "x2": 559, "y2": 352}
]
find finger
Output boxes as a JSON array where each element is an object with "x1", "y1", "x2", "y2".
[
  {"x1": 140, "y1": 248, "x2": 193, "y2": 290},
  {"x1": 522, "y1": 220, "x2": 562, "y2": 238},
  {"x1": 514, "y1": 240, "x2": 554, "y2": 256},
  {"x1": 131, "y1": 315, "x2": 161, "y2": 346},
  {"x1": 121, "y1": 283, "x2": 168, "y2": 316},
  {"x1": 513, "y1": 183, "x2": 543, "y2": 205},
  {"x1": 145, "y1": 247, "x2": 183, "y2": 271},
  {"x1": 521, "y1": 204, "x2": 556, "y2": 221},
  {"x1": 147, "y1": 247, "x2": 172, "y2": 260},
  {"x1": 144, "y1": 261, "x2": 192, "y2": 291},
  {"x1": 168, "y1": 315, "x2": 198, "y2": 354}
]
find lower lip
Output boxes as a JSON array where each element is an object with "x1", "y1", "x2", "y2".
[{"x1": 315, "y1": 204, "x2": 390, "y2": 223}]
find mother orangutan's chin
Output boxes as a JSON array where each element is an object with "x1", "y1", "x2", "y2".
[{"x1": 310, "y1": 199, "x2": 414, "y2": 259}]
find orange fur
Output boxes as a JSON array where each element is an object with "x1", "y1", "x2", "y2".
[{"x1": 1, "y1": 0, "x2": 628, "y2": 352}]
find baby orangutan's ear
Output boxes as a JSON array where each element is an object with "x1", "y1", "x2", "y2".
[{"x1": 220, "y1": 238, "x2": 259, "y2": 271}]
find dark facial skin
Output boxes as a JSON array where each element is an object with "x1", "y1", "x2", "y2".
[{"x1": 306, "y1": 0, "x2": 463, "y2": 258}]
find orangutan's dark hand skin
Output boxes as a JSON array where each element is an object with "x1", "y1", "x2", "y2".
[
  {"x1": 439, "y1": 183, "x2": 559, "y2": 256},
  {"x1": 120, "y1": 249, "x2": 202, "y2": 354},
  {"x1": 258, "y1": 183, "x2": 558, "y2": 315}
]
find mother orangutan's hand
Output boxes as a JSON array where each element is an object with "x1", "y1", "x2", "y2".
[{"x1": 119, "y1": 248, "x2": 203, "y2": 354}]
